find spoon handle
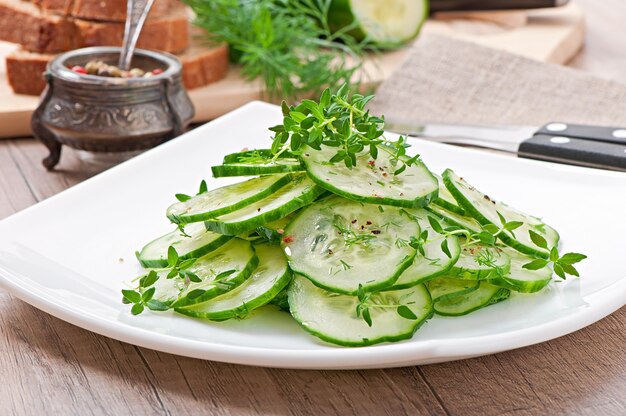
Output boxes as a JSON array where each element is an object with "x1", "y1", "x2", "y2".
[{"x1": 118, "y1": 0, "x2": 155, "y2": 70}]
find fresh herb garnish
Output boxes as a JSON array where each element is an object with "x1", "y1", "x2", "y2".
[
  {"x1": 523, "y1": 230, "x2": 587, "y2": 279},
  {"x1": 122, "y1": 270, "x2": 169, "y2": 315},
  {"x1": 270, "y1": 85, "x2": 420, "y2": 173},
  {"x1": 185, "y1": 0, "x2": 372, "y2": 100},
  {"x1": 356, "y1": 284, "x2": 419, "y2": 327}
]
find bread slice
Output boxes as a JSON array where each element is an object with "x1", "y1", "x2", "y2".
[
  {"x1": 35, "y1": 0, "x2": 179, "y2": 22},
  {"x1": 0, "y1": 0, "x2": 78, "y2": 53},
  {"x1": 75, "y1": 8, "x2": 190, "y2": 53},
  {"x1": 5, "y1": 41, "x2": 229, "y2": 95},
  {"x1": 0, "y1": 0, "x2": 189, "y2": 53}
]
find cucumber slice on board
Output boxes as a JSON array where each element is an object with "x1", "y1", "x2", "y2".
[
  {"x1": 434, "y1": 282, "x2": 511, "y2": 316},
  {"x1": 288, "y1": 275, "x2": 433, "y2": 347},
  {"x1": 167, "y1": 174, "x2": 293, "y2": 224},
  {"x1": 426, "y1": 276, "x2": 480, "y2": 302},
  {"x1": 443, "y1": 169, "x2": 560, "y2": 259},
  {"x1": 301, "y1": 145, "x2": 438, "y2": 208},
  {"x1": 388, "y1": 209, "x2": 461, "y2": 290},
  {"x1": 176, "y1": 244, "x2": 292, "y2": 320},
  {"x1": 432, "y1": 174, "x2": 465, "y2": 215},
  {"x1": 147, "y1": 238, "x2": 259, "y2": 308},
  {"x1": 328, "y1": 0, "x2": 428, "y2": 47},
  {"x1": 204, "y1": 173, "x2": 324, "y2": 236},
  {"x1": 450, "y1": 243, "x2": 511, "y2": 280},
  {"x1": 282, "y1": 195, "x2": 419, "y2": 294},
  {"x1": 489, "y1": 248, "x2": 553, "y2": 293},
  {"x1": 136, "y1": 223, "x2": 232, "y2": 268}
]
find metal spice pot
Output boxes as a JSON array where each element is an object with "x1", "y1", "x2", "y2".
[{"x1": 31, "y1": 47, "x2": 195, "y2": 170}]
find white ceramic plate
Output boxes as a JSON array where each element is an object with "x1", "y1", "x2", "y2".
[{"x1": 0, "y1": 102, "x2": 624, "y2": 369}]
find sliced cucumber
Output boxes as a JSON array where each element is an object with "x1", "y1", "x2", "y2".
[
  {"x1": 136, "y1": 223, "x2": 232, "y2": 268},
  {"x1": 301, "y1": 145, "x2": 438, "y2": 208},
  {"x1": 388, "y1": 209, "x2": 461, "y2": 290},
  {"x1": 204, "y1": 173, "x2": 324, "y2": 236},
  {"x1": 147, "y1": 238, "x2": 258, "y2": 308},
  {"x1": 434, "y1": 282, "x2": 511, "y2": 316},
  {"x1": 167, "y1": 174, "x2": 293, "y2": 224},
  {"x1": 283, "y1": 195, "x2": 419, "y2": 294},
  {"x1": 432, "y1": 174, "x2": 465, "y2": 215},
  {"x1": 176, "y1": 243, "x2": 292, "y2": 320},
  {"x1": 221, "y1": 149, "x2": 297, "y2": 164},
  {"x1": 426, "y1": 203, "x2": 482, "y2": 234},
  {"x1": 238, "y1": 214, "x2": 295, "y2": 242},
  {"x1": 426, "y1": 276, "x2": 480, "y2": 302},
  {"x1": 211, "y1": 161, "x2": 304, "y2": 178},
  {"x1": 490, "y1": 248, "x2": 553, "y2": 293},
  {"x1": 443, "y1": 169, "x2": 560, "y2": 258},
  {"x1": 269, "y1": 287, "x2": 290, "y2": 312},
  {"x1": 450, "y1": 243, "x2": 511, "y2": 280},
  {"x1": 288, "y1": 275, "x2": 433, "y2": 347},
  {"x1": 328, "y1": 0, "x2": 428, "y2": 47}
]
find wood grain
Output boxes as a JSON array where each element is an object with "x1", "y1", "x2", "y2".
[{"x1": 1, "y1": 1, "x2": 625, "y2": 415}]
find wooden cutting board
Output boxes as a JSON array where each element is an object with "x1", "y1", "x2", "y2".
[{"x1": 0, "y1": 2, "x2": 584, "y2": 139}]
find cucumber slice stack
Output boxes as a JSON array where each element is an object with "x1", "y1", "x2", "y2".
[{"x1": 123, "y1": 99, "x2": 581, "y2": 348}]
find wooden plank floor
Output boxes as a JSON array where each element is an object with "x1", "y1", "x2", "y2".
[{"x1": 1, "y1": 1, "x2": 625, "y2": 414}]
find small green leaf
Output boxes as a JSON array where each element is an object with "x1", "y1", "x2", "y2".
[
  {"x1": 198, "y1": 180, "x2": 208, "y2": 195},
  {"x1": 121, "y1": 297, "x2": 131, "y2": 305},
  {"x1": 167, "y1": 246, "x2": 179, "y2": 266},
  {"x1": 122, "y1": 289, "x2": 141, "y2": 304},
  {"x1": 550, "y1": 247, "x2": 559, "y2": 262},
  {"x1": 559, "y1": 253, "x2": 587, "y2": 265},
  {"x1": 560, "y1": 263, "x2": 580, "y2": 277},
  {"x1": 522, "y1": 259, "x2": 550, "y2": 270},
  {"x1": 175, "y1": 193, "x2": 191, "y2": 202},
  {"x1": 529, "y1": 230, "x2": 548, "y2": 249},
  {"x1": 397, "y1": 305, "x2": 418, "y2": 320},
  {"x1": 185, "y1": 271, "x2": 202, "y2": 283},
  {"x1": 140, "y1": 270, "x2": 159, "y2": 288},
  {"x1": 483, "y1": 224, "x2": 500, "y2": 235},
  {"x1": 362, "y1": 308, "x2": 373, "y2": 327},
  {"x1": 186, "y1": 289, "x2": 206, "y2": 299},
  {"x1": 440, "y1": 239, "x2": 452, "y2": 258},
  {"x1": 216, "y1": 269, "x2": 237, "y2": 280},
  {"x1": 146, "y1": 299, "x2": 169, "y2": 311},
  {"x1": 427, "y1": 216, "x2": 444, "y2": 234},
  {"x1": 281, "y1": 100, "x2": 290, "y2": 117},
  {"x1": 319, "y1": 88, "x2": 331, "y2": 109},
  {"x1": 167, "y1": 268, "x2": 178, "y2": 279},
  {"x1": 554, "y1": 263, "x2": 566, "y2": 279},
  {"x1": 497, "y1": 211, "x2": 507, "y2": 226},
  {"x1": 142, "y1": 287, "x2": 156, "y2": 302},
  {"x1": 131, "y1": 303, "x2": 145, "y2": 315},
  {"x1": 356, "y1": 284, "x2": 365, "y2": 302},
  {"x1": 178, "y1": 258, "x2": 197, "y2": 270},
  {"x1": 504, "y1": 221, "x2": 524, "y2": 231}
]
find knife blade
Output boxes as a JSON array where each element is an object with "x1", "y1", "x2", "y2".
[
  {"x1": 384, "y1": 119, "x2": 626, "y2": 171},
  {"x1": 429, "y1": 0, "x2": 569, "y2": 12}
]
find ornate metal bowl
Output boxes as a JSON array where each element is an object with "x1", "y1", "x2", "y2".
[{"x1": 31, "y1": 47, "x2": 195, "y2": 170}]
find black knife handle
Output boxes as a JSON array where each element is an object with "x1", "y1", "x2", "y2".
[
  {"x1": 429, "y1": 0, "x2": 564, "y2": 12},
  {"x1": 518, "y1": 134, "x2": 626, "y2": 171},
  {"x1": 535, "y1": 122, "x2": 626, "y2": 146}
]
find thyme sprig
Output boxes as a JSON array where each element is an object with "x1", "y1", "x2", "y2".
[
  {"x1": 523, "y1": 231, "x2": 587, "y2": 279},
  {"x1": 270, "y1": 86, "x2": 420, "y2": 173},
  {"x1": 356, "y1": 285, "x2": 418, "y2": 327}
]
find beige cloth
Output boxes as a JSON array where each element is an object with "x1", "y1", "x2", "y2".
[{"x1": 370, "y1": 34, "x2": 626, "y2": 127}]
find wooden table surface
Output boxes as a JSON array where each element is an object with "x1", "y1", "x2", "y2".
[{"x1": 1, "y1": 1, "x2": 625, "y2": 414}]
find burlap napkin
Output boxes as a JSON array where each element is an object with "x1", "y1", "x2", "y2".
[{"x1": 370, "y1": 34, "x2": 626, "y2": 127}]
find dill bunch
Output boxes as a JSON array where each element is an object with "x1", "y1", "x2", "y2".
[{"x1": 183, "y1": 0, "x2": 371, "y2": 101}]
